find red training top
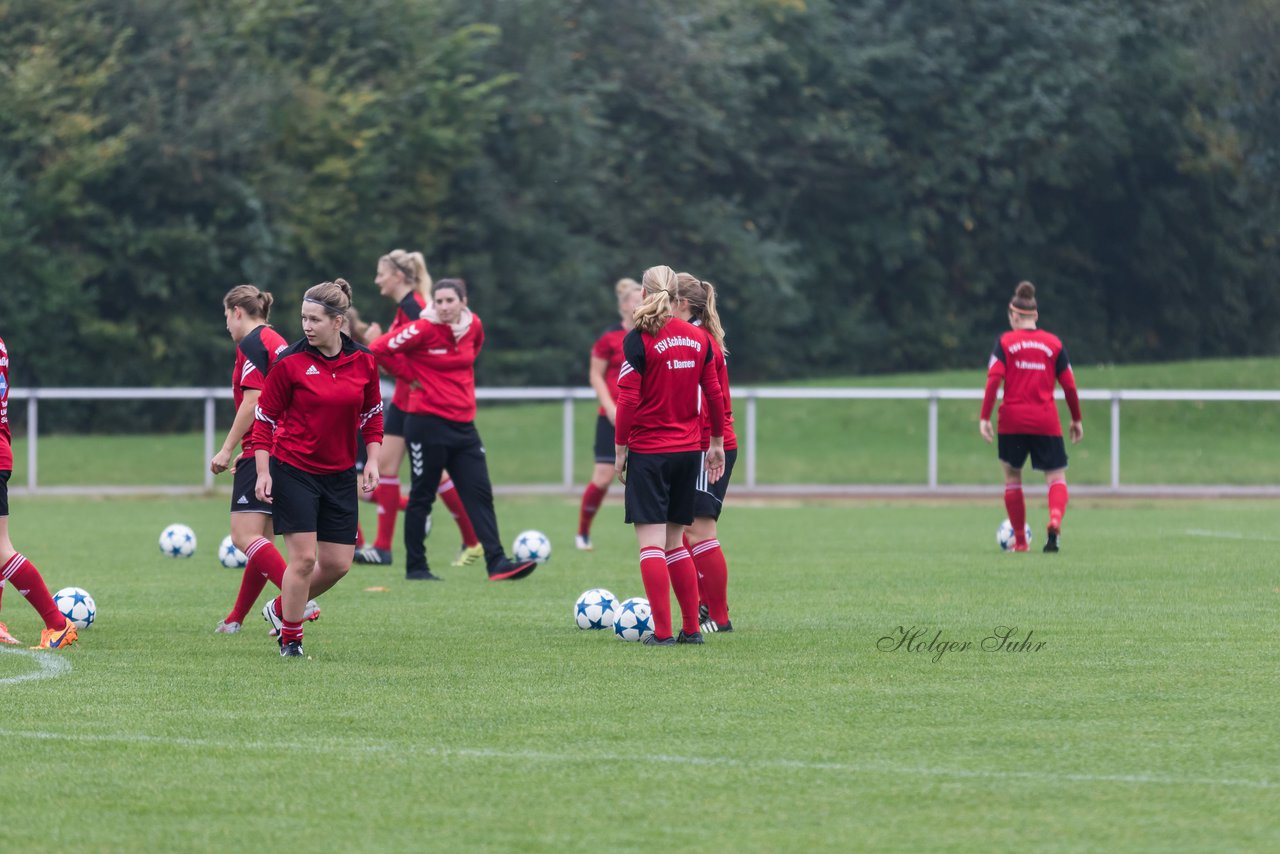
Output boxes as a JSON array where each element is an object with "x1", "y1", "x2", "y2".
[
  {"x1": 980, "y1": 328, "x2": 1082, "y2": 435},
  {"x1": 698, "y1": 332, "x2": 737, "y2": 452},
  {"x1": 367, "y1": 315, "x2": 484, "y2": 423},
  {"x1": 232, "y1": 324, "x2": 289, "y2": 460},
  {"x1": 590, "y1": 322, "x2": 627, "y2": 416},
  {"x1": 251, "y1": 335, "x2": 385, "y2": 474},
  {"x1": 386, "y1": 290, "x2": 428, "y2": 412},
  {"x1": 0, "y1": 336, "x2": 11, "y2": 471},
  {"x1": 614, "y1": 317, "x2": 725, "y2": 454}
]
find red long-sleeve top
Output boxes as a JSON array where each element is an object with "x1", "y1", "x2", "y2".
[
  {"x1": 232, "y1": 324, "x2": 289, "y2": 460},
  {"x1": 0, "y1": 336, "x2": 11, "y2": 471},
  {"x1": 367, "y1": 315, "x2": 484, "y2": 423},
  {"x1": 980, "y1": 328, "x2": 1082, "y2": 435},
  {"x1": 386, "y1": 290, "x2": 428, "y2": 412},
  {"x1": 614, "y1": 318, "x2": 725, "y2": 453}
]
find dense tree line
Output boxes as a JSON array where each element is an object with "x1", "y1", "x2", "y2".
[{"x1": 2, "y1": 0, "x2": 1276, "y2": 401}]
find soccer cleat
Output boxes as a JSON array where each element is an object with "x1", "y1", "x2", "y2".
[
  {"x1": 642, "y1": 634, "x2": 676, "y2": 646},
  {"x1": 353, "y1": 547, "x2": 393, "y2": 566},
  {"x1": 264, "y1": 599, "x2": 320, "y2": 637},
  {"x1": 0, "y1": 621, "x2": 21, "y2": 645},
  {"x1": 700, "y1": 618, "x2": 733, "y2": 634},
  {"x1": 406, "y1": 569, "x2": 444, "y2": 581},
  {"x1": 698, "y1": 603, "x2": 709, "y2": 623},
  {"x1": 487, "y1": 557, "x2": 538, "y2": 581},
  {"x1": 32, "y1": 621, "x2": 77, "y2": 650},
  {"x1": 676, "y1": 630, "x2": 705, "y2": 645},
  {"x1": 1044, "y1": 526, "x2": 1061, "y2": 553},
  {"x1": 574, "y1": 534, "x2": 593, "y2": 552},
  {"x1": 450, "y1": 543, "x2": 485, "y2": 567},
  {"x1": 1010, "y1": 543, "x2": 1030, "y2": 553},
  {"x1": 214, "y1": 620, "x2": 242, "y2": 634},
  {"x1": 279, "y1": 640, "x2": 305, "y2": 657}
]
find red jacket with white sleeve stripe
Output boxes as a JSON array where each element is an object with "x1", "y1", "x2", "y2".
[{"x1": 367, "y1": 315, "x2": 483, "y2": 423}]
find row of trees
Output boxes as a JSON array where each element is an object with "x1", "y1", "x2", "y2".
[{"x1": 2, "y1": 0, "x2": 1277, "y2": 395}]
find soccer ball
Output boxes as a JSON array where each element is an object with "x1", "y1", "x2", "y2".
[
  {"x1": 53, "y1": 586, "x2": 96, "y2": 629},
  {"x1": 159, "y1": 523, "x2": 197, "y2": 558},
  {"x1": 996, "y1": 518, "x2": 1034, "y2": 551},
  {"x1": 574, "y1": 588, "x2": 619, "y2": 630},
  {"x1": 512, "y1": 530, "x2": 552, "y2": 563},
  {"x1": 218, "y1": 535, "x2": 247, "y2": 569},
  {"x1": 613, "y1": 597, "x2": 654, "y2": 642}
]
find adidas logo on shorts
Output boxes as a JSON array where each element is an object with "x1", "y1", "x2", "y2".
[{"x1": 237, "y1": 495, "x2": 250, "y2": 505}]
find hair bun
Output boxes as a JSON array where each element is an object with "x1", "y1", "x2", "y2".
[{"x1": 1015, "y1": 281, "x2": 1036, "y2": 300}]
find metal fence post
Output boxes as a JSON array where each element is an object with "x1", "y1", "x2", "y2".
[
  {"x1": 745, "y1": 392, "x2": 758, "y2": 489},
  {"x1": 562, "y1": 394, "x2": 575, "y2": 490},
  {"x1": 1110, "y1": 393, "x2": 1121, "y2": 490},
  {"x1": 27, "y1": 394, "x2": 38, "y2": 492},
  {"x1": 927, "y1": 394, "x2": 939, "y2": 489},
  {"x1": 203, "y1": 394, "x2": 216, "y2": 490}
]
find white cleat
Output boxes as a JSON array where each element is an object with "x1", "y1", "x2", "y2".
[
  {"x1": 574, "y1": 534, "x2": 593, "y2": 552},
  {"x1": 214, "y1": 620, "x2": 242, "y2": 634}
]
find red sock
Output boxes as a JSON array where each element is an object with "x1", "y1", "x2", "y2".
[
  {"x1": 399, "y1": 495, "x2": 409, "y2": 511},
  {"x1": 578, "y1": 482, "x2": 608, "y2": 537},
  {"x1": 638, "y1": 547, "x2": 672, "y2": 639},
  {"x1": 1048, "y1": 481, "x2": 1069, "y2": 531},
  {"x1": 280, "y1": 618, "x2": 304, "y2": 644},
  {"x1": 226, "y1": 538, "x2": 281, "y2": 623},
  {"x1": 691, "y1": 538, "x2": 729, "y2": 625},
  {"x1": 439, "y1": 479, "x2": 479, "y2": 547},
  {"x1": 246, "y1": 537, "x2": 287, "y2": 587},
  {"x1": 1005, "y1": 485, "x2": 1027, "y2": 546},
  {"x1": 2, "y1": 553, "x2": 67, "y2": 631},
  {"x1": 374, "y1": 479, "x2": 401, "y2": 551},
  {"x1": 665, "y1": 547, "x2": 701, "y2": 636}
]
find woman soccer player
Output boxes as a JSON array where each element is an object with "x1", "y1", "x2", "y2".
[
  {"x1": 979, "y1": 281, "x2": 1084, "y2": 552},
  {"x1": 251, "y1": 279, "x2": 384, "y2": 657},
  {"x1": 614, "y1": 265, "x2": 726, "y2": 646},
  {"x1": 674, "y1": 273, "x2": 736, "y2": 633},
  {"x1": 354, "y1": 250, "x2": 484, "y2": 569},
  {"x1": 208, "y1": 285, "x2": 319, "y2": 635},
  {"x1": 367, "y1": 278, "x2": 537, "y2": 582},
  {"x1": 0, "y1": 335, "x2": 78, "y2": 649},
  {"x1": 576, "y1": 277, "x2": 643, "y2": 551}
]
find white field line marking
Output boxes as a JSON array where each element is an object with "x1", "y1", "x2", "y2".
[
  {"x1": 0, "y1": 647, "x2": 72, "y2": 686},
  {"x1": 1184, "y1": 529, "x2": 1280, "y2": 543},
  {"x1": 0, "y1": 727, "x2": 1272, "y2": 790}
]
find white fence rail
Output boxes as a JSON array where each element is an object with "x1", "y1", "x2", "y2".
[{"x1": 8, "y1": 386, "x2": 1280, "y2": 496}]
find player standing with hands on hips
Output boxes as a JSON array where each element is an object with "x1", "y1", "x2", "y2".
[
  {"x1": 614, "y1": 265, "x2": 726, "y2": 646},
  {"x1": 251, "y1": 279, "x2": 384, "y2": 657},
  {"x1": 979, "y1": 281, "x2": 1083, "y2": 552}
]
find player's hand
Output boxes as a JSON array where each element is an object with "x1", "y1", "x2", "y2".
[
  {"x1": 614, "y1": 445, "x2": 628, "y2": 484},
  {"x1": 1069, "y1": 420, "x2": 1084, "y2": 444},
  {"x1": 210, "y1": 448, "x2": 232, "y2": 475},
  {"x1": 255, "y1": 473, "x2": 273, "y2": 504},
  {"x1": 362, "y1": 461, "x2": 380, "y2": 494},
  {"x1": 979, "y1": 419, "x2": 994, "y2": 444},
  {"x1": 705, "y1": 445, "x2": 726, "y2": 484}
]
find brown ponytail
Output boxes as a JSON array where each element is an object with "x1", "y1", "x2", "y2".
[
  {"x1": 223, "y1": 284, "x2": 273, "y2": 321},
  {"x1": 304, "y1": 278, "x2": 353, "y2": 317},
  {"x1": 1010, "y1": 281, "x2": 1037, "y2": 314}
]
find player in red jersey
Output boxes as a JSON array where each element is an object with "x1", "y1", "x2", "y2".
[
  {"x1": 367, "y1": 278, "x2": 538, "y2": 582},
  {"x1": 674, "y1": 273, "x2": 737, "y2": 632},
  {"x1": 0, "y1": 335, "x2": 78, "y2": 649},
  {"x1": 354, "y1": 250, "x2": 484, "y2": 568},
  {"x1": 614, "y1": 265, "x2": 726, "y2": 646},
  {"x1": 576, "y1": 277, "x2": 643, "y2": 551},
  {"x1": 251, "y1": 279, "x2": 384, "y2": 657},
  {"x1": 979, "y1": 281, "x2": 1084, "y2": 553}
]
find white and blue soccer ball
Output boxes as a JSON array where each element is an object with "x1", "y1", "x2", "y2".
[
  {"x1": 996, "y1": 519, "x2": 1034, "y2": 551},
  {"x1": 574, "y1": 588, "x2": 619, "y2": 630},
  {"x1": 613, "y1": 597, "x2": 654, "y2": 642},
  {"x1": 159, "y1": 523, "x2": 197, "y2": 558},
  {"x1": 512, "y1": 530, "x2": 552, "y2": 563},
  {"x1": 218, "y1": 535, "x2": 247, "y2": 569},
  {"x1": 53, "y1": 586, "x2": 96, "y2": 629}
]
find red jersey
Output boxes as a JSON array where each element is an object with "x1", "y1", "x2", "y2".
[
  {"x1": 367, "y1": 315, "x2": 484, "y2": 423},
  {"x1": 387, "y1": 290, "x2": 428, "y2": 412},
  {"x1": 698, "y1": 334, "x2": 737, "y2": 452},
  {"x1": 232, "y1": 324, "x2": 289, "y2": 460},
  {"x1": 614, "y1": 318, "x2": 725, "y2": 454},
  {"x1": 980, "y1": 328, "x2": 1082, "y2": 435},
  {"x1": 590, "y1": 322, "x2": 627, "y2": 416},
  {"x1": 0, "y1": 336, "x2": 11, "y2": 471},
  {"x1": 250, "y1": 335, "x2": 384, "y2": 474}
]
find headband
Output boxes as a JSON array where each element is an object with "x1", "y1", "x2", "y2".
[
  {"x1": 305, "y1": 296, "x2": 347, "y2": 317},
  {"x1": 1008, "y1": 303, "x2": 1037, "y2": 316}
]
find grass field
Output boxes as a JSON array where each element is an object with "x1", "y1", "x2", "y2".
[
  {"x1": 7, "y1": 356, "x2": 1280, "y2": 489},
  {"x1": 2, "y1": 493, "x2": 1278, "y2": 852}
]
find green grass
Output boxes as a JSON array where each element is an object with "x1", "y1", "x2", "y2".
[
  {"x1": 1, "y1": 495, "x2": 1278, "y2": 851},
  {"x1": 8, "y1": 356, "x2": 1280, "y2": 488}
]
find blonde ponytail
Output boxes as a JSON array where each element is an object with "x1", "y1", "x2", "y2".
[{"x1": 633, "y1": 265, "x2": 679, "y2": 336}]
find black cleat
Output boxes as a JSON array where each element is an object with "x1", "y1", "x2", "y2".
[
  {"x1": 1044, "y1": 528, "x2": 1060, "y2": 553},
  {"x1": 406, "y1": 569, "x2": 444, "y2": 581},
  {"x1": 676, "y1": 630, "x2": 704, "y2": 645},
  {"x1": 280, "y1": 640, "x2": 305, "y2": 657},
  {"x1": 700, "y1": 619, "x2": 733, "y2": 634},
  {"x1": 642, "y1": 634, "x2": 676, "y2": 646},
  {"x1": 698, "y1": 603, "x2": 709, "y2": 623},
  {"x1": 487, "y1": 557, "x2": 537, "y2": 581},
  {"x1": 353, "y1": 547, "x2": 392, "y2": 566}
]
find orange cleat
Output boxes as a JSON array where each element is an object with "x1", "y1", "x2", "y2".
[
  {"x1": 0, "y1": 621, "x2": 21, "y2": 645},
  {"x1": 32, "y1": 620, "x2": 77, "y2": 650}
]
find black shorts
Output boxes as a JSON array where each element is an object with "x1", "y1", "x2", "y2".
[
  {"x1": 0, "y1": 470, "x2": 9, "y2": 517},
  {"x1": 593, "y1": 414, "x2": 615, "y2": 463},
  {"x1": 624, "y1": 451, "x2": 701, "y2": 526},
  {"x1": 231, "y1": 456, "x2": 273, "y2": 514},
  {"x1": 693, "y1": 448, "x2": 736, "y2": 520},
  {"x1": 998, "y1": 433, "x2": 1068, "y2": 472},
  {"x1": 269, "y1": 458, "x2": 358, "y2": 543},
  {"x1": 383, "y1": 402, "x2": 408, "y2": 438}
]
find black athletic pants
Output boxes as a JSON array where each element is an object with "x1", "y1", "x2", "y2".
[{"x1": 402, "y1": 413, "x2": 506, "y2": 573}]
